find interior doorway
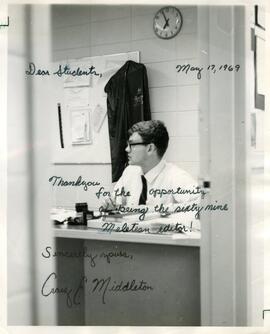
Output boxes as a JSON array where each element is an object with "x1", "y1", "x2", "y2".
[{"x1": 198, "y1": 5, "x2": 264, "y2": 326}]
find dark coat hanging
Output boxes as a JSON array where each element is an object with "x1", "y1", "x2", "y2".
[{"x1": 104, "y1": 60, "x2": 151, "y2": 182}]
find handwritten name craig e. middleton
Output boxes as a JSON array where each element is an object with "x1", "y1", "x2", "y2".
[{"x1": 41, "y1": 272, "x2": 153, "y2": 306}]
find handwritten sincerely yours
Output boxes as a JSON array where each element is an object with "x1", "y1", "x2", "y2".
[
  {"x1": 42, "y1": 246, "x2": 134, "y2": 267},
  {"x1": 41, "y1": 272, "x2": 153, "y2": 306}
]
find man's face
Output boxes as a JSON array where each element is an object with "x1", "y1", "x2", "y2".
[{"x1": 125, "y1": 132, "x2": 148, "y2": 166}]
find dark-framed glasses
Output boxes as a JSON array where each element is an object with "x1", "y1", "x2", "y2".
[{"x1": 126, "y1": 141, "x2": 149, "y2": 149}]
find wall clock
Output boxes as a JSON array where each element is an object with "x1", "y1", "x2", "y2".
[{"x1": 153, "y1": 6, "x2": 183, "y2": 40}]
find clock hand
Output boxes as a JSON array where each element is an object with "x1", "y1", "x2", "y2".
[
  {"x1": 161, "y1": 10, "x2": 167, "y2": 22},
  {"x1": 163, "y1": 18, "x2": 170, "y2": 29},
  {"x1": 161, "y1": 10, "x2": 170, "y2": 29}
]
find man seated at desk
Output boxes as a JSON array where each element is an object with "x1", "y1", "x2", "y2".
[{"x1": 104, "y1": 120, "x2": 201, "y2": 219}]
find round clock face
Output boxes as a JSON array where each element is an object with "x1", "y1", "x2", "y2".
[{"x1": 153, "y1": 6, "x2": 183, "y2": 40}]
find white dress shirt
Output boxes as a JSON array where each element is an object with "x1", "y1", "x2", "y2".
[{"x1": 112, "y1": 160, "x2": 200, "y2": 211}]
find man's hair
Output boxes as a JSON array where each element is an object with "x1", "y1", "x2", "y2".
[{"x1": 128, "y1": 120, "x2": 169, "y2": 158}]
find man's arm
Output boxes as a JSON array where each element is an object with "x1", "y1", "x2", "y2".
[
  {"x1": 164, "y1": 167, "x2": 201, "y2": 223},
  {"x1": 99, "y1": 171, "x2": 125, "y2": 211}
]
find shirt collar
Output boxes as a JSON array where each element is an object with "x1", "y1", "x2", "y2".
[{"x1": 144, "y1": 159, "x2": 166, "y2": 184}]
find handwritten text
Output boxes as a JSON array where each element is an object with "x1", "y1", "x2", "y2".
[
  {"x1": 176, "y1": 63, "x2": 241, "y2": 80},
  {"x1": 25, "y1": 62, "x2": 103, "y2": 78},
  {"x1": 49, "y1": 176, "x2": 100, "y2": 191}
]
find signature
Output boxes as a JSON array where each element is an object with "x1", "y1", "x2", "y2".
[
  {"x1": 41, "y1": 272, "x2": 87, "y2": 308},
  {"x1": 41, "y1": 273, "x2": 153, "y2": 307},
  {"x1": 91, "y1": 276, "x2": 153, "y2": 304}
]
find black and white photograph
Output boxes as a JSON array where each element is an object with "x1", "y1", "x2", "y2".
[{"x1": 0, "y1": 0, "x2": 269, "y2": 331}]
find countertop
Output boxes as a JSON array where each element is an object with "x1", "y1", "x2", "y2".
[{"x1": 54, "y1": 224, "x2": 200, "y2": 247}]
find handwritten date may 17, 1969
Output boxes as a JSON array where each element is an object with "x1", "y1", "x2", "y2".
[{"x1": 176, "y1": 63, "x2": 240, "y2": 80}]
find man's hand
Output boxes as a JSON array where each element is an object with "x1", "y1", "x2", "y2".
[{"x1": 100, "y1": 196, "x2": 118, "y2": 212}]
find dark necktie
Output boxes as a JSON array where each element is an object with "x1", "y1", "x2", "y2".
[{"x1": 139, "y1": 175, "x2": 147, "y2": 205}]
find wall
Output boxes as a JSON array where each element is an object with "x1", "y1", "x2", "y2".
[
  {"x1": 7, "y1": 5, "x2": 56, "y2": 325},
  {"x1": 7, "y1": 5, "x2": 34, "y2": 324},
  {"x1": 50, "y1": 5, "x2": 199, "y2": 209},
  {"x1": 248, "y1": 6, "x2": 265, "y2": 325},
  {"x1": 265, "y1": 6, "x2": 270, "y2": 325}
]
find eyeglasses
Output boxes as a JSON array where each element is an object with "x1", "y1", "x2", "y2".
[{"x1": 126, "y1": 141, "x2": 149, "y2": 149}]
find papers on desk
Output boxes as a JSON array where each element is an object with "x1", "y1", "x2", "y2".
[
  {"x1": 87, "y1": 217, "x2": 105, "y2": 229},
  {"x1": 103, "y1": 212, "x2": 161, "y2": 223},
  {"x1": 50, "y1": 208, "x2": 76, "y2": 224}
]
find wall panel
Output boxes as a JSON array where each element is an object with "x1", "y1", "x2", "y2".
[{"x1": 50, "y1": 5, "x2": 199, "y2": 207}]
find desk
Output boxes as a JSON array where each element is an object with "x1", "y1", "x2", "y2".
[{"x1": 53, "y1": 224, "x2": 201, "y2": 325}]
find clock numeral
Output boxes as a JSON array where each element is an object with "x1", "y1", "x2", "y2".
[
  {"x1": 175, "y1": 26, "x2": 178, "y2": 30},
  {"x1": 156, "y1": 15, "x2": 159, "y2": 19},
  {"x1": 165, "y1": 33, "x2": 168, "y2": 37},
  {"x1": 170, "y1": 31, "x2": 173, "y2": 35},
  {"x1": 165, "y1": 8, "x2": 169, "y2": 12}
]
